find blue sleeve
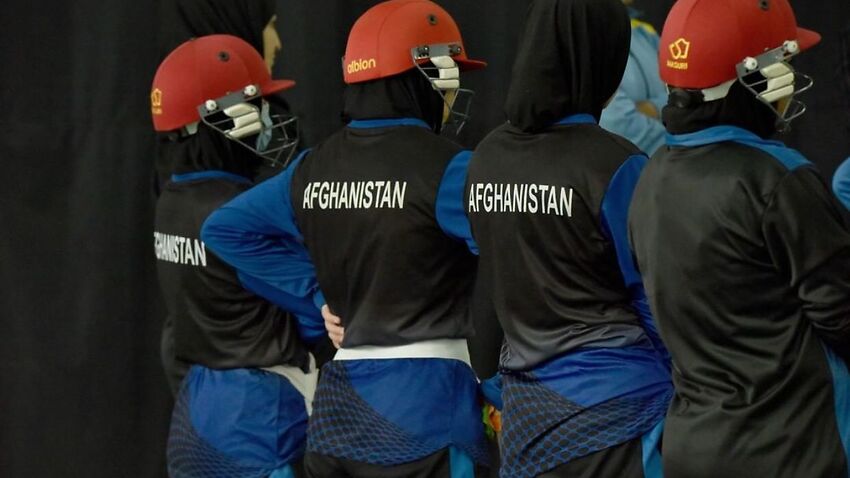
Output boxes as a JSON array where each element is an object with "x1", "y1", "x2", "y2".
[
  {"x1": 201, "y1": 150, "x2": 326, "y2": 343},
  {"x1": 600, "y1": 155, "x2": 671, "y2": 365},
  {"x1": 833, "y1": 157, "x2": 850, "y2": 211},
  {"x1": 435, "y1": 150, "x2": 479, "y2": 254},
  {"x1": 600, "y1": 29, "x2": 667, "y2": 157},
  {"x1": 600, "y1": 90, "x2": 666, "y2": 157}
]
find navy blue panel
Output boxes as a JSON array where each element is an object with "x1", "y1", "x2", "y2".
[
  {"x1": 171, "y1": 170, "x2": 253, "y2": 185},
  {"x1": 436, "y1": 151, "x2": 478, "y2": 254},
  {"x1": 347, "y1": 118, "x2": 430, "y2": 129},
  {"x1": 834, "y1": 157, "x2": 850, "y2": 211},
  {"x1": 201, "y1": 149, "x2": 325, "y2": 342},
  {"x1": 530, "y1": 346, "x2": 671, "y2": 408},
  {"x1": 666, "y1": 126, "x2": 811, "y2": 171},
  {"x1": 168, "y1": 366, "x2": 307, "y2": 477}
]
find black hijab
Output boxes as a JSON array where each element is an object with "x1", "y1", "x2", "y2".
[
  {"x1": 662, "y1": 81, "x2": 778, "y2": 139},
  {"x1": 161, "y1": 0, "x2": 275, "y2": 55},
  {"x1": 505, "y1": 0, "x2": 631, "y2": 132},
  {"x1": 342, "y1": 69, "x2": 445, "y2": 133},
  {"x1": 159, "y1": 124, "x2": 263, "y2": 180}
]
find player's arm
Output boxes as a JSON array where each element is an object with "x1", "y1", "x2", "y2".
[
  {"x1": 603, "y1": 154, "x2": 671, "y2": 366},
  {"x1": 832, "y1": 157, "x2": 850, "y2": 212},
  {"x1": 764, "y1": 167, "x2": 850, "y2": 359},
  {"x1": 600, "y1": 90, "x2": 667, "y2": 156},
  {"x1": 201, "y1": 151, "x2": 326, "y2": 342},
  {"x1": 436, "y1": 150, "x2": 479, "y2": 254}
]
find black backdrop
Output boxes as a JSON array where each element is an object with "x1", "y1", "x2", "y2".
[{"x1": 1, "y1": 1, "x2": 847, "y2": 476}]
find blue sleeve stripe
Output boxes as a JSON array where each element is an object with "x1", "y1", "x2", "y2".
[
  {"x1": 832, "y1": 158, "x2": 850, "y2": 211},
  {"x1": 171, "y1": 170, "x2": 252, "y2": 185},
  {"x1": 600, "y1": 154, "x2": 648, "y2": 288},
  {"x1": 435, "y1": 150, "x2": 479, "y2": 254},
  {"x1": 741, "y1": 141, "x2": 810, "y2": 172},
  {"x1": 600, "y1": 155, "x2": 672, "y2": 364},
  {"x1": 820, "y1": 342, "x2": 850, "y2": 472},
  {"x1": 279, "y1": 149, "x2": 312, "y2": 240}
]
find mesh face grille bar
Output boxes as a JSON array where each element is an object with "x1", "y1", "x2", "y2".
[
  {"x1": 411, "y1": 43, "x2": 475, "y2": 137},
  {"x1": 198, "y1": 86, "x2": 300, "y2": 168},
  {"x1": 735, "y1": 41, "x2": 813, "y2": 130}
]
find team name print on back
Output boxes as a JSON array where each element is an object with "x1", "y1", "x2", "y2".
[
  {"x1": 468, "y1": 183, "x2": 574, "y2": 217},
  {"x1": 302, "y1": 181, "x2": 408, "y2": 210},
  {"x1": 153, "y1": 232, "x2": 207, "y2": 267}
]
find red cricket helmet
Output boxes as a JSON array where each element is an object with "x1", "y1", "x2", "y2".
[
  {"x1": 659, "y1": 0, "x2": 820, "y2": 90},
  {"x1": 342, "y1": 0, "x2": 486, "y2": 84},
  {"x1": 151, "y1": 34, "x2": 295, "y2": 132}
]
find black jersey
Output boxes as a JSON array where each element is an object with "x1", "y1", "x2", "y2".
[
  {"x1": 467, "y1": 115, "x2": 662, "y2": 370},
  {"x1": 290, "y1": 119, "x2": 477, "y2": 347},
  {"x1": 155, "y1": 171, "x2": 309, "y2": 373},
  {"x1": 629, "y1": 125, "x2": 850, "y2": 477}
]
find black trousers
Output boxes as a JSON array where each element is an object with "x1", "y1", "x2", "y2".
[
  {"x1": 536, "y1": 438, "x2": 644, "y2": 478},
  {"x1": 304, "y1": 449, "x2": 488, "y2": 478}
]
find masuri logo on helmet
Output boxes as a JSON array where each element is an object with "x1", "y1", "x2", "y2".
[{"x1": 667, "y1": 38, "x2": 691, "y2": 70}]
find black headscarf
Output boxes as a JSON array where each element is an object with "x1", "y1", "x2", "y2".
[
  {"x1": 161, "y1": 0, "x2": 275, "y2": 55},
  {"x1": 342, "y1": 69, "x2": 445, "y2": 133},
  {"x1": 662, "y1": 81, "x2": 779, "y2": 139},
  {"x1": 505, "y1": 0, "x2": 631, "y2": 132},
  {"x1": 158, "y1": 124, "x2": 263, "y2": 180}
]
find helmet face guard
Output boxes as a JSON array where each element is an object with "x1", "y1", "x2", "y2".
[
  {"x1": 411, "y1": 43, "x2": 475, "y2": 137},
  {"x1": 668, "y1": 40, "x2": 813, "y2": 132},
  {"x1": 735, "y1": 40, "x2": 813, "y2": 131},
  {"x1": 198, "y1": 85, "x2": 299, "y2": 168}
]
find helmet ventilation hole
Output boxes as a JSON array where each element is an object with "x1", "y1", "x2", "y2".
[{"x1": 218, "y1": 51, "x2": 230, "y2": 62}]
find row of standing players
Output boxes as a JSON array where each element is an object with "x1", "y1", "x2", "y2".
[{"x1": 151, "y1": 0, "x2": 850, "y2": 477}]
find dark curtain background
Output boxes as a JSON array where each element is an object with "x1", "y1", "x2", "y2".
[{"x1": 1, "y1": 1, "x2": 846, "y2": 476}]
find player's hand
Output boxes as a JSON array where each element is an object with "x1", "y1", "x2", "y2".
[{"x1": 322, "y1": 305, "x2": 344, "y2": 349}]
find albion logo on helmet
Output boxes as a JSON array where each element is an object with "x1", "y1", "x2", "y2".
[
  {"x1": 150, "y1": 88, "x2": 163, "y2": 115},
  {"x1": 347, "y1": 58, "x2": 377, "y2": 74},
  {"x1": 667, "y1": 38, "x2": 691, "y2": 70}
]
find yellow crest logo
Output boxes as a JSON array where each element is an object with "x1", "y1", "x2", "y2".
[
  {"x1": 666, "y1": 38, "x2": 691, "y2": 70},
  {"x1": 151, "y1": 88, "x2": 163, "y2": 115}
]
